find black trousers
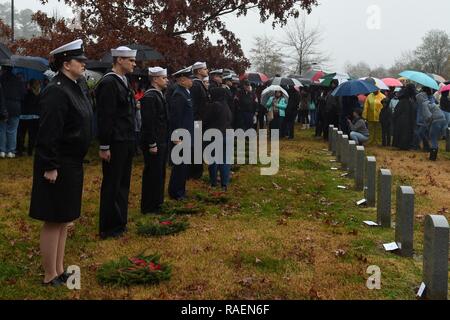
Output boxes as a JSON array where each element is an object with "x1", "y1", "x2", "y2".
[
  {"x1": 284, "y1": 116, "x2": 296, "y2": 139},
  {"x1": 17, "y1": 119, "x2": 39, "y2": 156},
  {"x1": 315, "y1": 112, "x2": 325, "y2": 137},
  {"x1": 99, "y1": 142, "x2": 134, "y2": 237},
  {"x1": 141, "y1": 144, "x2": 168, "y2": 213},
  {"x1": 169, "y1": 145, "x2": 189, "y2": 200},
  {"x1": 382, "y1": 124, "x2": 391, "y2": 147}
]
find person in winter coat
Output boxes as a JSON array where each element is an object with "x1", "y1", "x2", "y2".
[
  {"x1": 379, "y1": 96, "x2": 393, "y2": 147},
  {"x1": 203, "y1": 87, "x2": 233, "y2": 191},
  {"x1": 265, "y1": 91, "x2": 287, "y2": 131},
  {"x1": 236, "y1": 80, "x2": 258, "y2": 131},
  {"x1": 17, "y1": 79, "x2": 42, "y2": 157},
  {"x1": 440, "y1": 91, "x2": 450, "y2": 131},
  {"x1": 298, "y1": 89, "x2": 310, "y2": 129},
  {"x1": 324, "y1": 80, "x2": 341, "y2": 140},
  {"x1": 392, "y1": 84, "x2": 416, "y2": 150},
  {"x1": 341, "y1": 95, "x2": 360, "y2": 135},
  {"x1": 315, "y1": 87, "x2": 329, "y2": 139},
  {"x1": 0, "y1": 66, "x2": 26, "y2": 158},
  {"x1": 283, "y1": 86, "x2": 300, "y2": 139},
  {"x1": 348, "y1": 108, "x2": 369, "y2": 145},
  {"x1": 416, "y1": 87, "x2": 447, "y2": 161}
]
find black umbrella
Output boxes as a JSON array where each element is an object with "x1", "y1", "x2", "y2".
[
  {"x1": 266, "y1": 77, "x2": 303, "y2": 87},
  {"x1": 101, "y1": 44, "x2": 164, "y2": 63},
  {"x1": 85, "y1": 60, "x2": 111, "y2": 72},
  {"x1": 0, "y1": 43, "x2": 12, "y2": 60},
  {"x1": 0, "y1": 55, "x2": 49, "y2": 72}
]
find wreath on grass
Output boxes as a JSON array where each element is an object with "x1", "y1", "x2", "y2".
[
  {"x1": 97, "y1": 254, "x2": 171, "y2": 287},
  {"x1": 161, "y1": 201, "x2": 202, "y2": 215},
  {"x1": 137, "y1": 216, "x2": 189, "y2": 237},
  {"x1": 194, "y1": 191, "x2": 230, "y2": 204}
]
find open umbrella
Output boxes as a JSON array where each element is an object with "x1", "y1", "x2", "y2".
[
  {"x1": 101, "y1": 44, "x2": 163, "y2": 63},
  {"x1": 303, "y1": 68, "x2": 326, "y2": 83},
  {"x1": 240, "y1": 72, "x2": 268, "y2": 85},
  {"x1": 86, "y1": 60, "x2": 111, "y2": 72},
  {"x1": 439, "y1": 84, "x2": 450, "y2": 93},
  {"x1": 382, "y1": 78, "x2": 403, "y2": 87},
  {"x1": 0, "y1": 55, "x2": 49, "y2": 72},
  {"x1": 261, "y1": 85, "x2": 289, "y2": 106},
  {"x1": 399, "y1": 71, "x2": 439, "y2": 90},
  {"x1": 0, "y1": 43, "x2": 12, "y2": 60},
  {"x1": 320, "y1": 73, "x2": 350, "y2": 86},
  {"x1": 360, "y1": 77, "x2": 389, "y2": 90},
  {"x1": 266, "y1": 77, "x2": 303, "y2": 87},
  {"x1": 428, "y1": 73, "x2": 446, "y2": 84},
  {"x1": 332, "y1": 80, "x2": 379, "y2": 97},
  {"x1": 84, "y1": 70, "x2": 103, "y2": 83}
]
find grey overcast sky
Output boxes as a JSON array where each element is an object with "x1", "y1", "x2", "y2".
[{"x1": 3, "y1": 0, "x2": 450, "y2": 71}]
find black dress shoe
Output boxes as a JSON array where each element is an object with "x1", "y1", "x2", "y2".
[
  {"x1": 58, "y1": 271, "x2": 73, "y2": 283},
  {"x1": 43, "y1": 277, "x2": 64, "y2": 287}
]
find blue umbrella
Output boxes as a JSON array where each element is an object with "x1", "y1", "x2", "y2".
[
  {"x1": 332, "y1": 79, "x2": 379, "y2": 97},
  {"x1": 399, "y1": 70, "x2": 439, "y2": 90}
]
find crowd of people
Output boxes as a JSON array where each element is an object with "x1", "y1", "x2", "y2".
[
  {"x1": 294, "y1": 78, "x2": 450, "y2": 161},
  {"x1": 1, "y1": 38, "x2": 449, "y2": 287}
]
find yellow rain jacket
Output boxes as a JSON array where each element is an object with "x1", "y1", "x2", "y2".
[{"x1": 363, "y1": 92, "x2": 386, "y2": 122}]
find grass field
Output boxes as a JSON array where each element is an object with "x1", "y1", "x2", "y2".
[{"x1": 0, "y1": 127, "x2": 449, "y2": 300}]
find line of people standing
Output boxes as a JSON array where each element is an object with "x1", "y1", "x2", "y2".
[{"x1": 27, "y1": 40, "x2": 260, "y2": 287}]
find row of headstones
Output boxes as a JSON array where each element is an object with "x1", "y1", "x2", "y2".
[{"x1": 327, "y1": 125, "x2": 449, "y2": 300}]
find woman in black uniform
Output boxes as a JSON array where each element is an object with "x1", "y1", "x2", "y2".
[{"x1": 29, "y1": 39, "x2": 93, "y2": 286}]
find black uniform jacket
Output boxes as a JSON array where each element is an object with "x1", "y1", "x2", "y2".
[
  {"x1": 191, "y1": 78, "x2": 209, "y2": 121},
  {"x1": 96, "y1": 73, "x2": 136, "y2": 148},
  {"x1": 140, "y1": 87, "x2": 170, "y2": 149},
  {"x1": 35, "y1": 72, "x2": 93, "y2": 171}
]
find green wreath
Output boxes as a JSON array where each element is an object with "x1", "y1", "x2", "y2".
[
  {"x1": 97, "y1": 254, "x2": 171, "y2": 287},
  {"x1": 137, "y1": 216, "x2": 189, "y2": 237}
]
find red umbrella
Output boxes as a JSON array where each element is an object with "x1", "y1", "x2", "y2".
[
  {"x1": 240, "y1": 72, "x2": 269, "y2": 85},
  {"x1": 439, "y1": 84, "x2": 450, "y2": 93},
  {"x1": 311, "y1": 71, "x2": 326, "y2": 83},
  {"x1": 382, "y1": 78, "x2": 403, "y2": 87}
]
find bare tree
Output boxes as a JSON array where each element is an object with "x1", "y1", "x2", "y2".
[
  {"x1": 345, "y1": 61, "x2": 371, "y2": 79},
  {"x1": 280, "y1": 14, "x2": 329, "y2": 75},
  {"x1": 414, "y1": 29, "x2": 450, "y2": 76},
  {"x1": 388, "y1": 50, "x2": 421, "y2": 77},
  {"x1": 249, "y1": 35, "x2": 285, "y2": 77}
]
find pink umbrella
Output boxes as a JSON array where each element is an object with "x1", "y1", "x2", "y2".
[
  {"x1": 382, "y1": 78, "x2": 403, "y2": 87},
  {"x1": 439, "y1": 84, "x2": 450, "y2": 93},
  {"x1": 358, "y1": 94, "x2": 367, "y2": 104}
]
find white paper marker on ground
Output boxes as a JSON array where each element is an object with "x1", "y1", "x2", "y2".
[
  {"x1": 337, "y1": 185, "x2": 347, "y2": 190},
  {"x1": 341, "y1": 173, "x2": 349, "y2": 177},
  {"x1": 363, "y1": 221, "x2": 379, "y2": 226},
  {"x1": 331, "y1": 167, "x2": 338, "y2": 171},
  {"x1": 356, "y1": 199, "x2": 367, "y2": 206},
  {"x1": 383, "y1": 242, "x2": 399, "y2": 251},
  {"x1": 416, "y1": 283, "x2": 426, "y2": 297}
]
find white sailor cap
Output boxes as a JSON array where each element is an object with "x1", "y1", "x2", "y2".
[
  {"x1": 50, "y1": 39, "x2": 87, "y2": 60},
  {"x1": 148, "y1": 67, "x2": 167, "y2": 77},
  {"x1": 209, "y1": 69, "x2": 224, "y2": 76},
  {"x1": 192, "y1": 62, "x2": 207, "y2": 71},
  {"x1": 111, "y1": 46, "x2": 137, "y2": 58},
  {"x1": 172, "y1": 66, "x2": 192, "y2": 78}
]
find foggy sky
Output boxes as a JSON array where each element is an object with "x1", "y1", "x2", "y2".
[{"x1": 3, "y1": 0, "x2": 450, "y2": 72}]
